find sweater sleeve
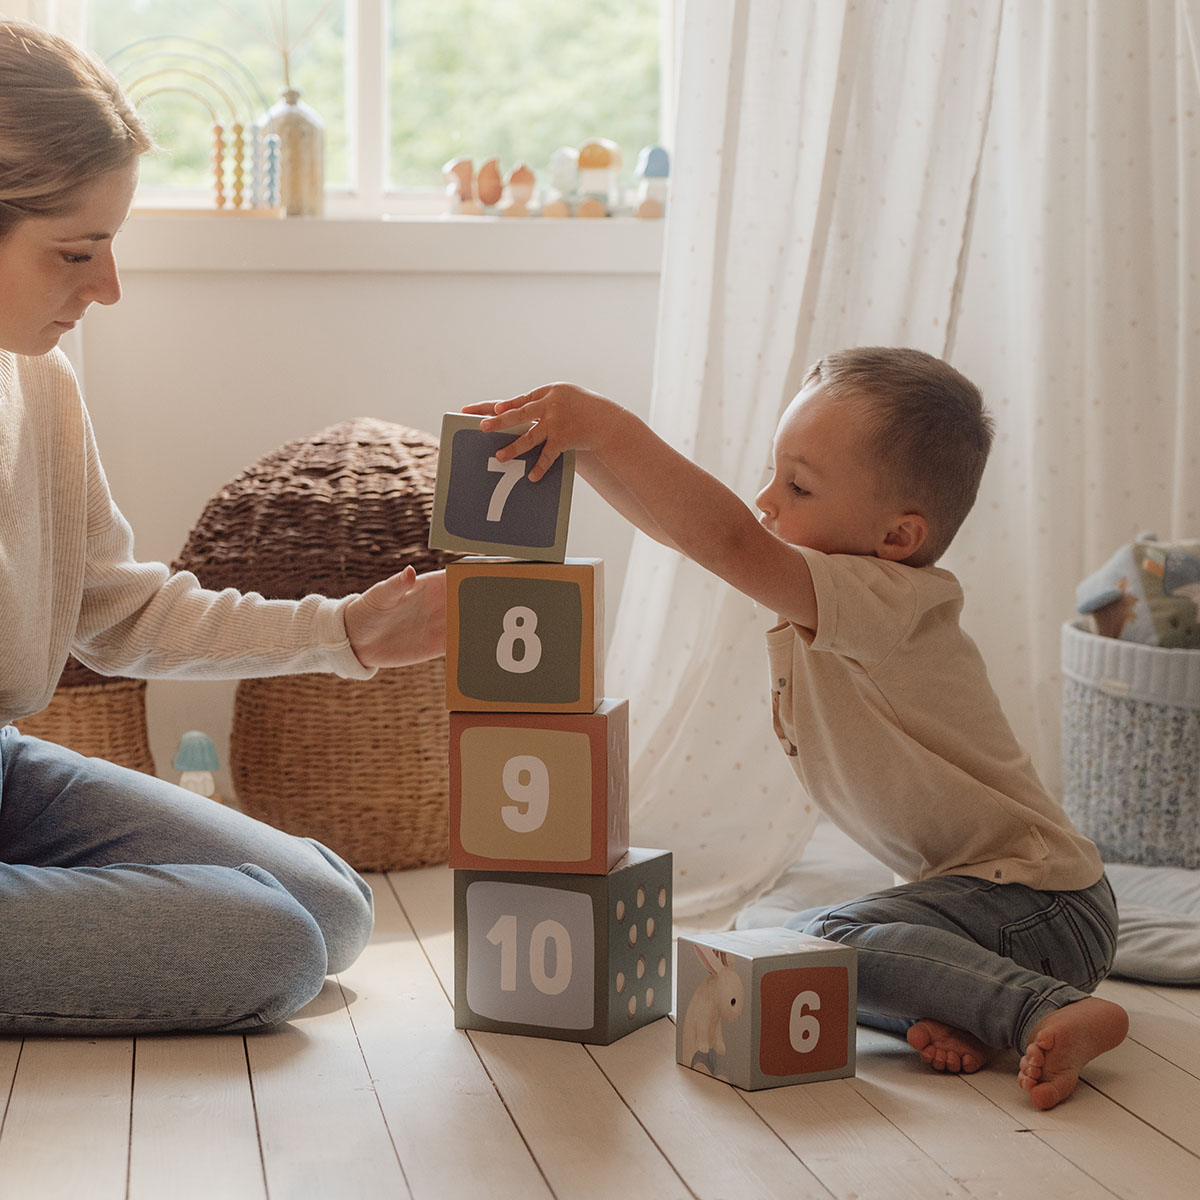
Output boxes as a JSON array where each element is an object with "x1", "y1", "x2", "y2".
[{"x1": 71, "y1": 406, "x2": 375, "y2": 682}]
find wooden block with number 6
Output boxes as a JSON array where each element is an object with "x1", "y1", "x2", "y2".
[
  {"x1": 429, "y1": 412, "x2": 575, "y2": 561},
  {"x1": 454, "y1": 848, "x2": 672, "y2": 1044},
  {"x1": 676, "y1": 928, "x2": 857, "y2": 1090},
  {"x1": 447, "y1": 558, "x2": 603, "y2": 713},
  {"x1": 449, "y1": 700, "x2": 628, "y2": 874}
]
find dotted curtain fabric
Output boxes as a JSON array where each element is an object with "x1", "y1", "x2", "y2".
[
  {"x1": 945, "y1": 0, "x2": 1200, "y2": 792},
  {"x1": 609, "y1": 0, "x2": 1005, "y2": 925}
]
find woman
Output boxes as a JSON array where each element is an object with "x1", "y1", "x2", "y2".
[{"x1": 0, "y1": 19, "x2": 445, "y2": 1034}]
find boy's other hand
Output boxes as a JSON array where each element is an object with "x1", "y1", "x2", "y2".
[
  {"x1": 344, "y1": 566, "x2": 446, "y2": 669},
  {"x1": 462, "y1": 382, "x2": 619, "y2": 482}
]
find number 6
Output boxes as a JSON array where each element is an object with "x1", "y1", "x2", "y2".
[{"x1": 789, "y1": 989, "x2": 821, "y2": 1052}]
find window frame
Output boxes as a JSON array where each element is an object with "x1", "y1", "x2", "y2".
[{"x1": 78, "y1": 0, "x2": 675, "y2": 220}]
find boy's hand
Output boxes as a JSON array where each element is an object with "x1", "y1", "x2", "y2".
[
  {"x1": 344, "y1": 566, "x2": 446, "y2": 669},
  {"x1": 462, "y1": 383, "x2": 619, "y2": 482}
]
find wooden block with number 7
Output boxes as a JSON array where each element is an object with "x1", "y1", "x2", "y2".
[
  {"x1": 429, "y1": 412, "x2": 575, "y2": 561},
  {"x1": 676, "y1": 928, "x2": 856, "y2": 1090},
  {"x1": 447, "y1": 558, "x2": 603, "y2": 713},
  {"x1": 448, "y1": 700, "x2": 629, "y2": 874}
]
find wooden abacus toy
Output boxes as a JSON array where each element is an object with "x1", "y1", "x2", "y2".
[
  {"x1": 430, "y1": 412, "x2": 672, "y2": 1044},
  {"x1": 676, "y1": 928, "x2": 857, "y2": 1090}
]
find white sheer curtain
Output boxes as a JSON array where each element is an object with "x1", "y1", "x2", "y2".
[{"x1": 611, "y1": 0, "x2": 1199, "y2": 926}]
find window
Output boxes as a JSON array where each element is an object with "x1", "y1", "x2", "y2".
[{"x1": 84, "y1": 0, "x2": 664, "y2": 215}]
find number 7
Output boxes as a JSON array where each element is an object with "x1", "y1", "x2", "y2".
[{"x1": 487, "y1": 456, "x2": 526, "y2": 521}]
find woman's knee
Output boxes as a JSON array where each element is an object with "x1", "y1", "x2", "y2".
[{"x1": 291, "y1": 841, "x2": 374, "y2": 974}]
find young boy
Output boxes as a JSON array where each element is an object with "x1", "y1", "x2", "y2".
[{"x1": 466, "y1": 346, "x2": 1128, "y2": 1110}]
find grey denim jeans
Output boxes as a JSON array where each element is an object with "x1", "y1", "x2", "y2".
[
  {"x1": 773, "y1": 869, "x2": 1119, "y2": 1051},
  {"x1": 0, "y1": 726, "x2": 374, "y2": 1036}
]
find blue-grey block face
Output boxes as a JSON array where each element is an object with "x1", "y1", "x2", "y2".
[
  {"x1": 606, "y1": 850, "x2": 673, "y2": 1039},
  {"x1": 443, "y1": 428, "x2": 566, "y2": 551},
  {"x1": 456, "y1": 575, "x2": 583, "y2": 704},
  {"x1": 463, "y1": 880, "x2": 596, "y2": 1030}
]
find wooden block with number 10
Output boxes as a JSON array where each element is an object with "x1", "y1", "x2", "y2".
[
  {"x1": 454, "y1": 848, "x2": 672, "y2": 1044},
  {"x1": 676, "y1": 928, "x2": 856, "y2": 1090},
  {"x1": 447, "y1": 558, "x2": 603, "y2": 712},
  {"x1": 429, "y1": 412, "x2": 575, "y2": 561},
  {"x1": 449, "y1": 700, "x2": 628, "y2": 874}
]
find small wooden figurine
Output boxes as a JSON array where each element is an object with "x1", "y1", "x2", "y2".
[
  {"x1": 635, "y1": 145, "x2": 670, "y2": 219},
  {"x1": 500, "y1": 162, "x2": 536, "y2": 217},
  {"x1": 576, "y1": 138, "x2": 621, "y2": 217},
  {"x1": 541, "y1": 146, "x2": 579, "y2": 218},
  {"x1": 443, "y1": 155, "x2": 483, "y2": 215}
]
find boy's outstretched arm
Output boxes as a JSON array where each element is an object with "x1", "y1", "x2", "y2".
[{"x1": 462, "y1": 384, "x2": 817, "y2": 629}]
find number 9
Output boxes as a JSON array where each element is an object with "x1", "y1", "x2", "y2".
[{"x1": 501, "y1": 755, "x2": 550, "y2": 833}]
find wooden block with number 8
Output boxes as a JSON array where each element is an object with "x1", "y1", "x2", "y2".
[
  {"x1": 429, "y1": 413, "x2": 575, "y2": 561},
  {"x1": 454, "y1": 848, "x2": 672, "y2": 1044},
  {"x1": 448, "y1": 700, "x2": 628, "y2": 874},
  {"x1": 447, "y1": 558, "x2": 603, "y2": 713},
  {"x1": 676, "y1": 928, "x2": 856, "y2": 1090}
]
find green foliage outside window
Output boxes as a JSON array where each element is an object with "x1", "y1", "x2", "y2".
[{"x1": 87, "y1": 0, "x2": 660, "y2": 197}]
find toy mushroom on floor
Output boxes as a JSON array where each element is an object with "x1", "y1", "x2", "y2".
[{"x1": 173, "y1": 730, "x2": 223, "y2": 803}]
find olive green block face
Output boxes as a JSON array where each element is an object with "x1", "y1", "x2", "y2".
[
  {"x1": 447, "y1": 558, "x2": 604, "y2": 712},
  {"x1": 429, "y1": 413, "x2": 575, "y2": 561},
  {"x1": 676, "y1": 929, "x2": 857, "y2": 1090},
  {"x1": 448, "y1": 699, "x2": 630, "y2": 874},
  {"x1": 454, "y1": 849, "x2": 673, "y2": 1045}
]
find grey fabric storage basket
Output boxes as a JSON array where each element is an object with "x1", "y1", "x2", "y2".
[{"x1": 1061, "y1": 620, "x2": 1200, "y2": 867}]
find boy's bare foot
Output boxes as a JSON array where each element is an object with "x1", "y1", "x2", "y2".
[
  {"x1": 907, "y1": 1019, "x2": 997, "y2": 1073},
  {"x1": 1018, "y1": 997, "x2": 1129, "y2": 1110}
]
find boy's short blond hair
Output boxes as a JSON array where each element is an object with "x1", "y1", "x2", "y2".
[{"x1": 804, "y1": 347, "x2": 993, "y2": 566}]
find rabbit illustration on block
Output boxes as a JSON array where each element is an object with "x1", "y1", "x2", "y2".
[{"x1": 680, "y1": 942, "x2": 745, "y2": 1076}]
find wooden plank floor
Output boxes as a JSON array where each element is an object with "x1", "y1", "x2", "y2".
[{"x1": 0, "y1": 865, "x2": 1196, "y2": 1200}]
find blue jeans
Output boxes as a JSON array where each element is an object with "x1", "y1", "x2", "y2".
[
  {"x1": 0, "y1": 726, "x2": 374, "y2": 1036},
  {"x1": 769, "y1": 871, "x2": 1118, "y2": 1051}
]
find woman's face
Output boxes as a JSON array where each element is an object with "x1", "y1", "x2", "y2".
[{"x1": 0, "y1": 158, "x2": 139, "y2": 356}]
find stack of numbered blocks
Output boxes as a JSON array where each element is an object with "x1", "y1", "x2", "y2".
[{"x1": 430, "y1": 415, "x2": 673, "y2": 1045}]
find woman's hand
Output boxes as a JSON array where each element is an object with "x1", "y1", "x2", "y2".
[{"x1": 344, "y1": 567, "x2": 446, "y2": 669}]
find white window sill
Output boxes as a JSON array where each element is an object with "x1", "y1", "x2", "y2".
[{"x1": 119, "y1": 212, "x2": 667, "y2": 276}]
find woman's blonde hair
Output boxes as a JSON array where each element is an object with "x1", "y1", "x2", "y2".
[{"x1": 0, "y1": 19, "x2": 152, "y2": 238}]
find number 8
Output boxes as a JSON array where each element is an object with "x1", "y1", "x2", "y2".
[{"x1": 497, "y1": 605, "x2": 542, "y2": 673}]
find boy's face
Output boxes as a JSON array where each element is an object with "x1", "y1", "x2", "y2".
[{"x1": 756, "y1": 383, "x2": 902, "y2": 556}]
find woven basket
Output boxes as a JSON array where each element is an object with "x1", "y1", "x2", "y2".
[
  {"x1": 173, "y1": 417, "x2": 460, "y2": 870},
  {"x1": 17, "y1": 657, "x2": 156, "y2": 775}
]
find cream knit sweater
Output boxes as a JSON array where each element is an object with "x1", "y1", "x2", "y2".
[{"x1": 0, "y1": 348, "x2": 373, "y2": 726}]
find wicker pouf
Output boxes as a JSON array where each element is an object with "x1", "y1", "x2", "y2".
[
  {"x1": 173, "y1": 418, "x2": 459, "y2": 870},
  {"x1": 17, "y1": 656, "x2": 156, "y2": 775}
]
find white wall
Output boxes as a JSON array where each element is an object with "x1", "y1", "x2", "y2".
[{"x1": 80, "y1": 216, "x2": 662, "y2": 796}]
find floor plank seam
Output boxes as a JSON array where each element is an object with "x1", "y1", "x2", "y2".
[
  {"x1": 241, "y1": 1034, "x2": 271, "y2": 1199},
  {"x1": 125, "y1": 1039, "x2": 137, "y2": 1200},
  {"x1": 1079, "y1": 1077, "x2": 1200, "y2": 1162},
  {"x1": 583, "y1": 1043, "x2": 701, "y2": 1200},
  {"x1": 0, "y1": 1040, "x2": 22, "y2": 1142},
  {"x1": 335, "y1": 973, "x2": 414, "y2": 1198}
]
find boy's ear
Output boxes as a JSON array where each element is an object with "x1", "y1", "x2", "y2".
[{"x1": 877, "y1": 513, "x2": 928, "y2": 562}]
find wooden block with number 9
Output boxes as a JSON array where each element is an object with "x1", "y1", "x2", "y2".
[
  {"x1": 676, "y1": 928, "x2": 856, "y2": 1089},
  {"x1": 448, "y1": 700, "x2": 629, "y2": 874},
  {"x1": 454, "y1": 848, "x2": 672, "y2": 1044},
  {"x1": 447, "y1": 558, "x2": 603, "y2": 713},
  {"x1": 429, "y1": 412, "x2": 575, "y2": 561}
]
